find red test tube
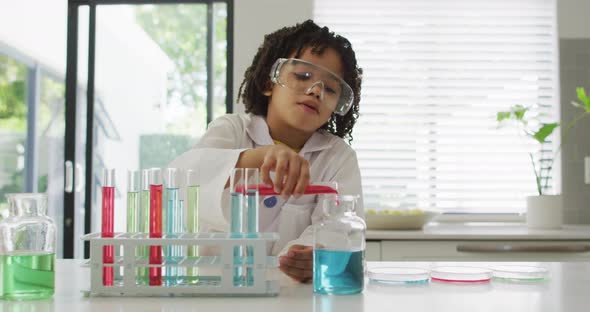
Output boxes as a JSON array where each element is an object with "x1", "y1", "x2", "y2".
[
  {"x1": 101, "y1": 168, "x2": 115, "y2": 286},
  {"x1": 148, "y1": 168, "x2": 163, "y2": 286}
]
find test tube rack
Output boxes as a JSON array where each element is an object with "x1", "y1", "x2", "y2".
[{"x1": 81, "y1": 232, "x2": 280, "y2": 297}]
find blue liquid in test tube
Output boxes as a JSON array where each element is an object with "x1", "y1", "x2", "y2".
[
  {"x1": 165, "y1": 168, "x2": 183, "y2": 286},
  {"x1": 245, "y1": 168, "x2": 260, "y2": 286},
  {"x1": 230, "y1": 168, "x2": 244, "y2": 286},
  {"x1": 230, "y1": 191, "x2": 243, "y2": 286}
]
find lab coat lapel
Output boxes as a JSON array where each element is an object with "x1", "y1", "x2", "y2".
[
  {"x1": 245, "y1": 115, "x2": 274, "y2": 147},
  {"x1": 300, "y1": 130, "x2": 333, "y2": 155}
]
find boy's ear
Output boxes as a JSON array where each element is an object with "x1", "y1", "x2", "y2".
[{"x1": 263, "y1": 81, "x2": 273, "y2": 96}]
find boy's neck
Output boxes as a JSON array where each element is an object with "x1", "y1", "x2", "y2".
[{"x1": 267, "y1": 121, "x2": 312, "y2": 151}]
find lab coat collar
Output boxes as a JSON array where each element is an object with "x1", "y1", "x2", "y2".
[
  {"x1": 246, "y1": 114, "x2": 333, "y2": 154},
  {"x1": 246, "y1": 115, "x2": 274, "y2": 146}
]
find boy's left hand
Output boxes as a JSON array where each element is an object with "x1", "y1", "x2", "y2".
[{"x1": 279, "y1": 244, "x2": 313, "y2": 283}]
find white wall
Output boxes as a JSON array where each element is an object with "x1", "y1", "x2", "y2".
[
  {"x1": 232, "y1": 0, "x2": 313, "y2": 113},
  {"x1": 558, "y1": 0, "x2": 590, "y2": 38}
]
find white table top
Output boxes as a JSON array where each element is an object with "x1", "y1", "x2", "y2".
[
  {"x1": 2, "y1": 260, "x2": 589, "y2": 312},
  {"x1": 367, "y1": 223, "x2": 590, "y2": 240}
]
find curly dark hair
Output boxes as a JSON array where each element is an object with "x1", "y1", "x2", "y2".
[{"x1": 237, "y1": 19, "x2": 362, "y2": 143}]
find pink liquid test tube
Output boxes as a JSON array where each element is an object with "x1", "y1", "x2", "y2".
[
  {"x1": 101, "y1": 168, "x2": 115, "y2": 286},
  {"x1": 148, "y1": 168, "x2": 163, "y2": 286},
  {"x1": 235, "y1": 183, "x2": 338, "y2": 196}
]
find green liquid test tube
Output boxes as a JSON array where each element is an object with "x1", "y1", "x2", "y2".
[
  {"x1": 127, "y1": 171, "x2": 140, "y2": 233},
  {"x1": 137, "y1": 169, "x2": 151, "y2": 285},
  {"x1": 127, "y1": 170, "x2": 140, "y2": 284}
]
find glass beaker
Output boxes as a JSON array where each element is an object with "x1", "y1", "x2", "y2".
[
  {"x1": 0, "y1": 193, "x2": 56, "y2": 300},
  {"x1": 313, "y1": 195, "x2": 365, "y2": 295}
]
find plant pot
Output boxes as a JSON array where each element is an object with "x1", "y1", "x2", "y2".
[{"x1": 526, "y1": 195, "x2": 563, "y2": 229}]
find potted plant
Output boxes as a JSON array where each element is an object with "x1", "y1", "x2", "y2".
[{"x1": 497, "y1": 87, "x2": 590, "y2": 229}]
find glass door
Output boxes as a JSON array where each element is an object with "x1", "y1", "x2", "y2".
[{"x1": 64, "y1": 0, "x2": 232, "y2": 258}]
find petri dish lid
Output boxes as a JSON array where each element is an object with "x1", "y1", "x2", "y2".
[
  {"x1": 491, "y1": 265, "x2": 549, "y2": 281},
  {"x1": 431, "y1": 266, "x2": 492, "y2": 283},
  {"x1": 368, "y1": 267, "x2": 430, "y2": 284}
]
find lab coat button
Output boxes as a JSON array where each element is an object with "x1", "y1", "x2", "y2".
[{"x1": 264, "y1": 196, "x2": 277, "y2": 208}]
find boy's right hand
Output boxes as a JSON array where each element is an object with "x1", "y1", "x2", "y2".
[{"x1": 260, "y1": 144, "x2": 310, "y2": 199}]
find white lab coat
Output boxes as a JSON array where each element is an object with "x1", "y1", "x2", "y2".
[{"x1": 168, "y1": 113, "x2": 364, "y2": 256}]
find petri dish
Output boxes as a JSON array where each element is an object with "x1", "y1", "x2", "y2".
[
  {"x1": 367, "y1": 267, "x2": 430, "y2": 284},
  {"x1": 431, "y1": 266, "x2": 492, "y2": 283},
  {"x1": 491, "y1": 265, "x2": 549, "y2": 282}
]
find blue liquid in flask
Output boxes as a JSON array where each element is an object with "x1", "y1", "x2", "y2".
[{"x1": 313, "y1": 249, "x2": 364, "y2": 294}]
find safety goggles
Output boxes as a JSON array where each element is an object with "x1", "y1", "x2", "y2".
[{"x1": 269, "y1": 58, "x2": 354, "y2": 115}]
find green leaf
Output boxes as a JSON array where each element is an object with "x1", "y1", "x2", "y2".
[
  {"x1": 496, "y1": 111, "x2": 511, "y2": 122},
  {"x1": 533, "y1": 123, "x2": 559, "y2": 143},
  {"x1": 511, "y1": 105, "x2": 528, "y2": 120},
  {"x1": 576, "y1": 87, "x2": 589, "y2": 105},
  {"x1": 576, "y1": 87, "x2": 590, "y2": 112}
]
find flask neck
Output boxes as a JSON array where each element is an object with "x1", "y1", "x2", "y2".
[
  {"x1": 6, "y1": 193, "x2": 47, "y2": 217},
  {"x1": 323, "y1": 195, "x2": 358, "y2": 217}
]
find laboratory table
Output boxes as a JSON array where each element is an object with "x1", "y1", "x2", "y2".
[{"x1": 1, "y1": 260, "x2": 589, "y2": 312}]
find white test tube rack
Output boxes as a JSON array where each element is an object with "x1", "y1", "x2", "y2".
[{"x1": 81, "y1": 232, "x2": 280, "y2": 297}]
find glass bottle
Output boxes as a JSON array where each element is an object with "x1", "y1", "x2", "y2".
[
  {"x1": 313, "y1": 195, "x2": 365, "y2": 295},
  {"x1": 0, "y1": 193, "x2": 56, "y2": 300}
]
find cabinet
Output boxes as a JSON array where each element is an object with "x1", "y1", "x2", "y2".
[
  {"x1": 377, "y1": 240, "x2": 590, "y2": 261},
  {"x1": 365, "y1": 224, "x2": 590, "y2": 261}
]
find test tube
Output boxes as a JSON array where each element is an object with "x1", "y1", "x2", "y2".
[
  {"x1": 177, "y1": 200, "x2": 186, "y2": 283},
  {"x1": 101, "y1": 168, "x2": 115, "y2": 286},
  {"x1": 127, "y1": 171, "x2": 140, "y2": 233},
  {"x1": 229, "y1": 168, "x2": 244, "y2": 286},
  {"x1": 186, "y1": 169, "x2": 200, "y2": 283},
  {"x1": 164, "y1": 168, "x2": 183, "y2": 286},
  {"x1": 126, "y1": 170, "x2": 140, "y2": 284},
  {"x1": 149, "y1": 168, "x2": 163, "y2": 286},
  {"x1": 245, "y1": 168, "x2": 259, "y2": 285},
  {"x1": 138, "y1": 169, "x2": 150, "y2": 284}
]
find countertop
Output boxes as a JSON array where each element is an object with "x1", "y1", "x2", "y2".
[
  {"x1": 367, "y1": 223, "x2": 590, "y2": 240},
  {"x1": 2, "y1": 259, "x2": 590, "y2": 312}
]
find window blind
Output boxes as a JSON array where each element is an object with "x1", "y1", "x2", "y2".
[{"x1": 314, "y1": 0, "x2": 557, "y2": 213}]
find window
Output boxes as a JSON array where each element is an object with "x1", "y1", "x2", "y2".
[
  {"x1": 315, "y1": 0, "x2": 557, "y2": 214},
  {"x1": 0, "y1": 54, "x2": 27, "y2": 210}
]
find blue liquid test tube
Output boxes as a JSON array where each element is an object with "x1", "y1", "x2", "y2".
[
  {"x1": 229, "y1": 168, "x2": 244, "y2": 286},
  {"x1": 165, "y1": 168, "x2": 183, "y2": 286},
  {"x1": 245, "y1": 168, "x2": 259, "y2": 286},
  {"x1": 186, "y1": 169, "x2": 200, "y2": 284}
]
